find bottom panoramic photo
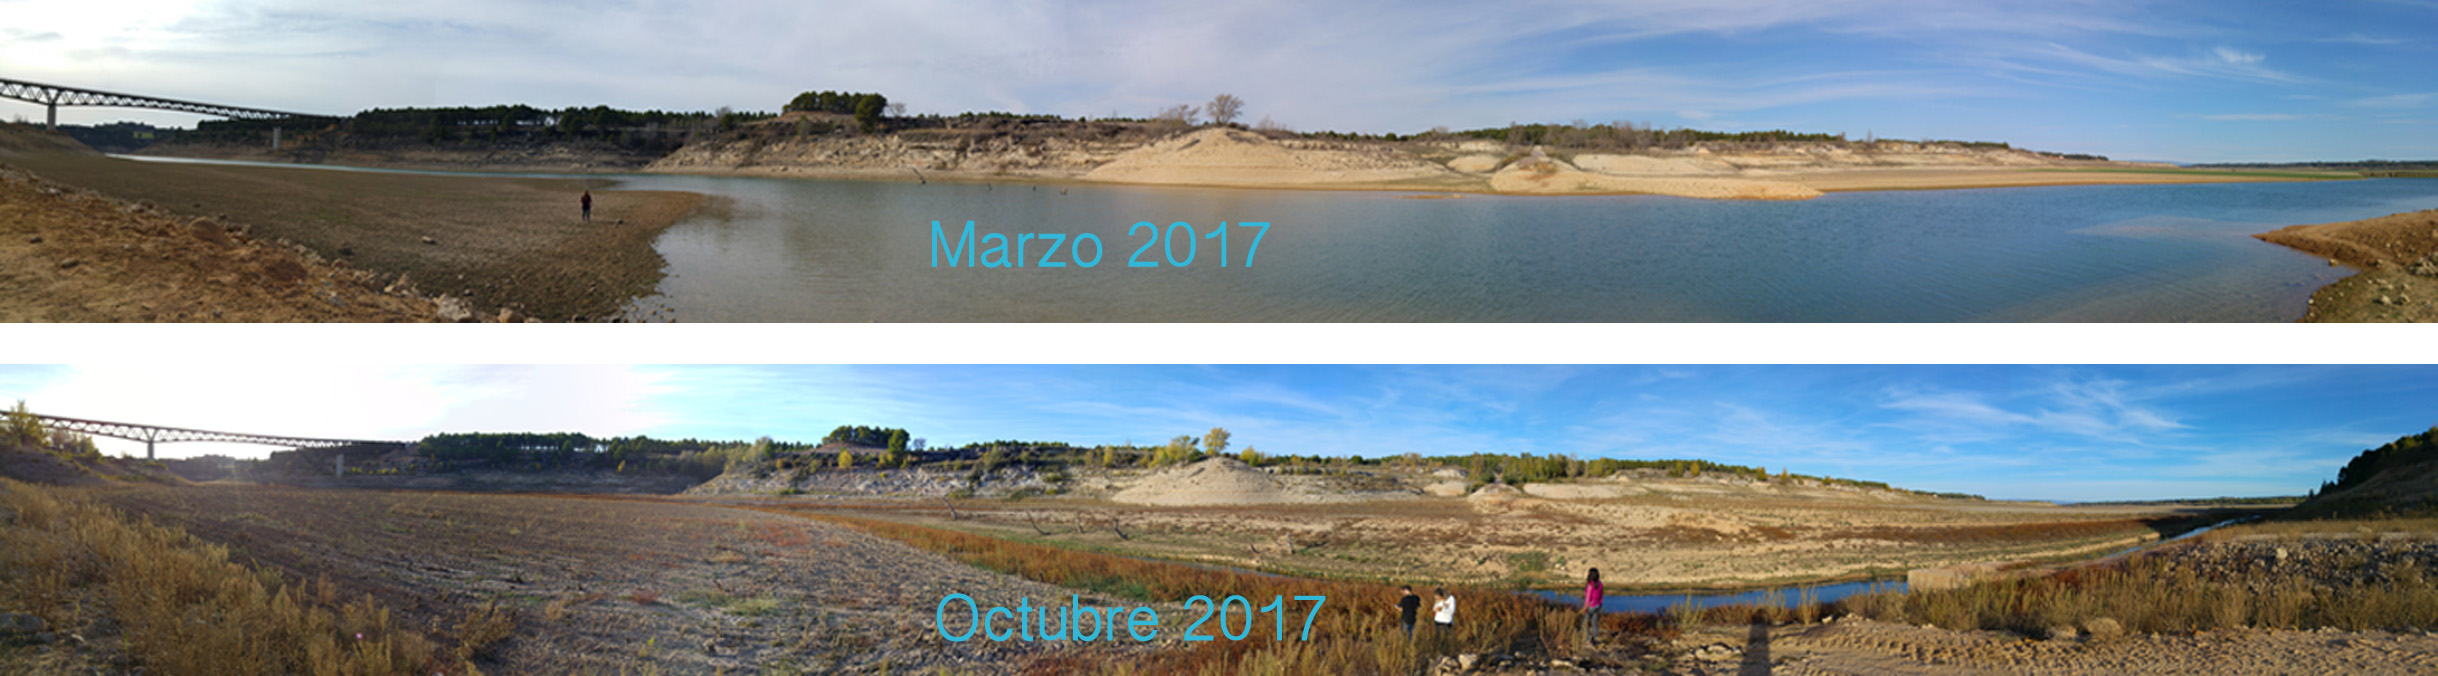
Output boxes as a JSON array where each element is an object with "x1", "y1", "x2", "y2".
[{"x1": 0, "y1": 364, "x2": 2434, "y2": 675}]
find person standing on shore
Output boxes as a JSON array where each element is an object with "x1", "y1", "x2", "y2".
[
  {"x1": 580, "y1": 189, "x2": 593, "y2": 222},
  {"x1": 1396, "y1": 585, "x2": 1422, "y2": 640},
  {"x1": 1582, "y1": 568, "x2": 1605, "y2": 647}
]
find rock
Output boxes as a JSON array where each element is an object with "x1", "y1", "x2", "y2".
[
  {"x1": 435, "y1": 296, "x2": 476, "y2": 322},
  {"x1": 1458, "y1": 653, "x2": 1480, "y2": 670},
  {"x1": 421, "y1": 235, "x2": 438, "y2": 245},
  {"x1": 2330, "y1": 259, "x2": 2341, "y2": 267},
  {"x1": 338, "y1": 245, "x2": 355, "y2": 257},
  {"x1": 24, "y1": 235, "x2": 39, "y2": 244},
  {"x1": 2084, "y1": 617, "x2": 2124, "y2": 639},
  {"x1": 2276, "y1": 547, "x2": 2289, "y2": 561},
  {"x1": 2377, "y1": 295, "x2": 2393, "y2": 305},
  {"x1": 2048, "y1": 625, "x2": 2080, "y2": 640},
  {"x1": 190, "y1": 217, "x2": 228, "y2": 244},
  {"x1": 57, "y1": 259, "x2": 79, "y2": 270},
  {"x1": 496, "y1": 307, "x2": 522, "y2": 323},
  {"x1": 0, "y1": 612, "x2": 44, "y2": 636}
]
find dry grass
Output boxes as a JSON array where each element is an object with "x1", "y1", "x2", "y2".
[
  {"x1": 0, "y1": 478, "x2": 431, "y2": 675},
  {"x1": 1838, "y1": 551, "x2": 2438, "y2": 637},
  {"x1": 797, "y1": 512, "x2": 1591, "y2": 675}
]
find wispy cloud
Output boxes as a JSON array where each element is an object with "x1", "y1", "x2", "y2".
[
  {"x1": 2348, "y1": 92, "x2": 2437, "y2": 108},
  {"x1": 2202, "y1": 113, "x2": 2302, "y2": 121}
]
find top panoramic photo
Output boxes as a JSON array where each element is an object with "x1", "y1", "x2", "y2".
[{"x1": 3, "y1": 1, "x2": 2435, "y2": 322}]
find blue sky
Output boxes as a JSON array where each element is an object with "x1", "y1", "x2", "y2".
[
  {"x1": 1, "y1": 1, "x2": 2432, "y2": 162},
  {"x1": 2, "y1": 364, "x2": 2430, "y2": 502}
]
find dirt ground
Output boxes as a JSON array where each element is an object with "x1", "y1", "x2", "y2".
[
  {"x1": 1659, "y1": 617, "x2": 2438, "y2": 676},
  {"x1": 0, "y1": 125, "x2": 707, "y2": 321},
  {"x1": 809, "y1": 487, "x2": 2215, "y2": 591},
  {"x1": 0, "y1": 161, "x2": 437, "y2": 321},
  {"x1": 76, "y1": 485, "x2": 1151, "y2": 674},
  {"x1": 2252, "y1": 207, "x2": 2438, "y2": 322}
]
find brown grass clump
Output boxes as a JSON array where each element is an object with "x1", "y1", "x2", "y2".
[
  {"x1": 1839, "y1": 551, "x2": 2438, "y2": 637},
  {"x1": 797, "y1": 512, "x2": 1587, "y2": 675},
  {"x1": 0, "y1": 478, "x2": 432, "y2": 675}
]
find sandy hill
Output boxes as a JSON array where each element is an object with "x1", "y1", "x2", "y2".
[
  {"x1": 2290, "y1": 426, "x2": 2438, "y2": 518},
  {"x1": 1083, "y1": 128, "x2": 1457, "y2": 187},
  {"x1": 1110, "y1": 457, "x2": 1293, "y2": 506}
]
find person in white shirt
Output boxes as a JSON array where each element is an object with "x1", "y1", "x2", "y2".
[{"x1": 1431, "y1": 587, "x2": 1456, "y2": 633}]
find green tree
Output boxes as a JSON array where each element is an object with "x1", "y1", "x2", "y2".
[
  {"x1": 888, "y1": 429, "x2": 909, "y2": 454},
  {"x1": 1239, "y1": 446, "x2": 1262, "y2": 466},
  {"x1": 1154, "y1": 435, "x2": 1199, "y2": 466},
  {"x1": 838, "y1": 449, "x2": 855, "y2": 469},
  {"x1": 1203, "y1": 427, "x2": 1231, "y2": 457},
  {"x1": 854, "y1": 94, "x2": 888, "y2": 131},
  {"x1": 5, "y1": 400, "x2": 44, "y2": 447}
]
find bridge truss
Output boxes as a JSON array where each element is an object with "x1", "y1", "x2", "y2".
[
  {"x1": 25, "y1": 413, "x2": 399, "y2": 459},
  {"x1": 0, "y1": 77, "x2": 335, "y2": 130}
]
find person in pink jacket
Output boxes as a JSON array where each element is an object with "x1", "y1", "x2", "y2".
[{"x1": 1581, "y1": 568, "x2": 1605, "y2": 647}]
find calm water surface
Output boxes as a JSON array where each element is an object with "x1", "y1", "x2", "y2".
[
  {"x1": 1533, "y1": 579, "x2": 1904, "y2": 615},
  {"x1": 113, "y1": 156, "x2": 2438, "y2": 321},
  {"x1": 604, "y1": 176, "x2": 2438, "y2": 321}
]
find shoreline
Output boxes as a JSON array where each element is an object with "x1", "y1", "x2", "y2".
[{"x1": 2254, "y1": 207, "x2": 2438, "y2": 322}]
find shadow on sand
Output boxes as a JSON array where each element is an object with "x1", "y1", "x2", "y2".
[{"x1": 1739, "y1": 621, "x2": 1771, "y2": 675}]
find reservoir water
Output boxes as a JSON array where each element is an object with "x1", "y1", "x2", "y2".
[
  {"x1": 106, "y1": 156, "x2": 2438, "y2": 321},
  {"x1": 1531, "y1": 579, "x2": 1902, "y2": 615},
  {"x1": 605, "y1": 175, "x2": 2438, "y2": 321}
]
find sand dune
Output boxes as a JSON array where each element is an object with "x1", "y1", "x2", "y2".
[{"x1": 1083, "y1": 128, "x2": 1456, "y2": 187}]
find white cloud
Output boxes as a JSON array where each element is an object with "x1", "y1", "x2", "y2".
[
  {"x1": 2201, "y1": 113, "x2": 2301, "y2": 121},
  {"x1": 2212, "y1": 46, "x2": 2263, "y2": 65}
]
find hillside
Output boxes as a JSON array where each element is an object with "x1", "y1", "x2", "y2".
[
  {"x1": 653, "y1": 121, "x2": 2147, "y2": 199},
  {"x1": 2290, "y1": 426, "x2": 2438, "y2": 518},
  {"x1": 0, "y1": 441, "x2": 186, "y2": 486}
]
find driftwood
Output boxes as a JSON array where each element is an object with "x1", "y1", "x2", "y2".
[
  {"x1": 942, "y1": 497, "x2": 961, "y2": 521},
  {"x1": 1027, "y1": 511, "x2": 1060, "y2": 536},
  {"x1": 1109, "y1": 513, "x2": 1129, "y2": 540}
]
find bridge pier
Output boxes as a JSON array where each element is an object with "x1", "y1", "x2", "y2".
[
  {"x1": 46, "y1": 101, "x2": 56, "y2": 131},
  {"x1": 272, "y1": 126, "x2": 281, "y2": 151}
]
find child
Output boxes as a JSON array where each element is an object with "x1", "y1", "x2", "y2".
[{"x1": 1582, "y1": 568, "x2": 1605, "y2": 647}]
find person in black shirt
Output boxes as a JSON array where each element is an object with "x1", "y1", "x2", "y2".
[{"x1": 1396, "y1": 585, "x2": 1422, "y2": 639}]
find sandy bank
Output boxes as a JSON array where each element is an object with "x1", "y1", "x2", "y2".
[
  {"x1": 1082, "y1": 128, "x2": 1460, "y2": 187},
  {"x1": 648, "y1": 126, "x2": 2353, "y2": 201},
  {"x1": 2, "y1": 129, "x2": 707, "y2": 321},
  {"x1": 2254, "y1": 207, "x2": 2438, "y2": 322}
]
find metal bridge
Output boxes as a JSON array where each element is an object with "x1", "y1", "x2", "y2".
[
  {"x1": 0, "y1": 76, "x2": 335, "y2": 130},
  {"x1": 22, "y1": 413, "x2": 400, "y2": 460}
]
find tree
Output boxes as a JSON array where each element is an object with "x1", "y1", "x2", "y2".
[
  {"x1": 1154, "y1": 104, "x2": 1200, "y2": 125},
  {"x1": 838, "y1": 449, "x2": 855, "y2": 469},
  {"x1": 1204, "y1": 427, "x2": 1231, "y2": 457},
  {"x1": 888, "y1": 430, "x2": 909, "y2": 454},
  {"x1": 1240, "y1": 446, "x2": 1262, "y2": 466},
  {"x1": 854, "y1": 94, "x2": 888, "y2": 131},
  {"x1": 885, "y1": 102, "x2": 907, "y2": 117},
  {"x1": 5, "y1": 400, "x2": 44, "y2": 447},
  {"x1": 1205, "y1": 94, "x2": 1244, "y2": 126},
  {"x1": 1155, "y1": 435, "x2": 1199, "y2": 465}
]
